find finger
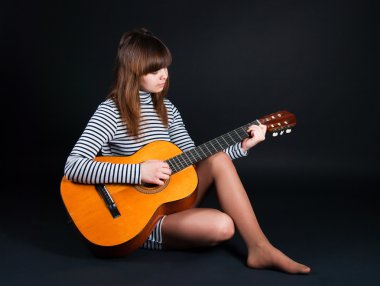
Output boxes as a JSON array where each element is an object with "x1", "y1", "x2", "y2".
[
  {"x1": 250, "y1": 128, "x2": 265, "y2": 140},
  {"x1": 160, "y1": 163, "x2": 172, "y2": 172},
  {"x1": 155, "y1": 178, "x2": 164, "y2": 185},
  {"x1": 163, "y1": 163, "x2": 172, "y2": 175},
  {"x1": 253, "y1": 124, "x2": 265, "y2": 134},
  {"x1": 248, "y1": 126, "x2": 260, "y2": 135},
  {"x1": 160, "y1": 174, "x2": 170, "y2": 181},
  {"x1": 246, "y1": 129, "x2": 255, "y2": 138},
  {"x1": 159, "y1": 167, "x2": 171, "y2": 175},
  {"x1": 162, "y1": 168, "x2": 172, "y2": 175},
  {"x1": 162, "y1": 163, "x2": 171, "y2": 170},
  {"x1": 161, "y1": 162, "x2": 172, "y2": 170},
  {"x1": 247, "y1": 126, "x2": 255, "y2": 135},
  {"x1": 248, "y1": 124, "x2": 260, "y2": 131}
]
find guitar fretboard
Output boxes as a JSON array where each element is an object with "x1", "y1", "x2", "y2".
[{"x1": 166, "y1": 120, "x2": 259, "y2": 174}]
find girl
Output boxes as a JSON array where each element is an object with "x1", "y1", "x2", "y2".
[{"x1": 64, "y1": 27, "x2": 310, "y2": 274}]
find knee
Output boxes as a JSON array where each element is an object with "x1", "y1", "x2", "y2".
[
  {"x1": 208, "y1": 152, "x2": 233, "y2": 172},
  {"x1": 211, "y1": 213, "x2": 235, "y2": 245},
  {"x1": 212, "y1": 151, "x2": 231, "y2": 163}
]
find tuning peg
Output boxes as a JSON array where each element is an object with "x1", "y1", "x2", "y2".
[
  {"x1": 273, "y1": 132, "x2": 278, "y2": 137},
  {"x1": 286, "y1": 129, "x2": 291, "y2": 133},
  {"x1": 280, "y1": 130, "x2": 284, "y2": 135}
]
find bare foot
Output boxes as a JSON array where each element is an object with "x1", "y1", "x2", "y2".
[{"x1": 247, "y1": 243, "x2": 311, "y2": 274}]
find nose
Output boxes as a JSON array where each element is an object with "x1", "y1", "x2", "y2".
[{"x1": 159, "y1": 68, "x2": 168, "y2": 80}]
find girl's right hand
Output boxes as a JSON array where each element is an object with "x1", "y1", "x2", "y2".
[{"x1": 140, "y1": 160, "x2": 172, "y2": 185}]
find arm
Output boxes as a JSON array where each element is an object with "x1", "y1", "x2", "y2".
[{"x1": 63, "y1": 101, "x2": 141, "y2": 185}]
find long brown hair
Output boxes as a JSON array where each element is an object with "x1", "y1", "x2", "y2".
[{"x1": 107, "y1": 28, "x2": 172, "y2": 137}]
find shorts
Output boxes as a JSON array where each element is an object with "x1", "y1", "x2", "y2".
[{"x1": 141, "y1": 216, "x2": 166, "y2": 250}]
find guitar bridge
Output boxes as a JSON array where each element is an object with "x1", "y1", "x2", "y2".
[{"x1": 95, "y1": 184, "x2": 121, "y2": 219}]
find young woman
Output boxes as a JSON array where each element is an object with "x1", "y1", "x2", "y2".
[{"x1": 64, "y1": 27, "x2": 311, "y2": 274}]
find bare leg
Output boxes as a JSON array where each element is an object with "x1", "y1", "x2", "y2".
[
  {"x1": 162, "y1": 152, "x2": 310, "y2": 274},
  {"x1": 162, "y1": 208, "x2": 235, "y2": 249}
]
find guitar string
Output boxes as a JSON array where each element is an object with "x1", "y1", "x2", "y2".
[
  {"x1": 167, "y1": 114, "x2": 295, "y2": 173},
  {"x1": 167, "y1": 113, "x2": 295, "y2": 173},
  {"x1": 169, "y1": 124, "x2": 250, "y2": 172},
  {"x1": 167, "y1": 121, "x2": 258, "y2": 173}
]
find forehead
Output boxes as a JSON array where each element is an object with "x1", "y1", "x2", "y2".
[
  {"x1": 143, "y1": 67, "x2": 168, "y2": 75},
  {"x1": 139, "y1": 42, "x2": 171, "y2": 74}
]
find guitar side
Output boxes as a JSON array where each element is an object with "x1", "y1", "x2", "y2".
[{"x1": 60, "y1": 141, "x2": 198, "y2": 257}]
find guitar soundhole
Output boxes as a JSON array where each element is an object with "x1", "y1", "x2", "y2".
[{"x1": 134, "y1": 178, "x2": 170, "y2": 194}]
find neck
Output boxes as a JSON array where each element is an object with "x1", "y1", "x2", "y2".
[
  {"x1": 139, "y1": 91, "x2": 152, "y2": 104},
  {"x1": 166, "y1": 120, "x2": 259, "y2": 173}
]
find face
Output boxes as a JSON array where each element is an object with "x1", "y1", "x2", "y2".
[{"x1": 139, "y1": 68, "x2": 168, "y2": 93}]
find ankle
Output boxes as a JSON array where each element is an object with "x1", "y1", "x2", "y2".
[{"x1": 248, "y1": 238, "x2": 271, "y2": 251}]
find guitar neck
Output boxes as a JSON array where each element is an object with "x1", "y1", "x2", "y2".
[{"x1": 166, "y1": 120, "x2": 259, "y2": 174}]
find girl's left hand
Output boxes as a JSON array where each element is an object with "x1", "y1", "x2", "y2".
[{"x1": 241, "y1": 123, "x2": 267, "y2": 152}]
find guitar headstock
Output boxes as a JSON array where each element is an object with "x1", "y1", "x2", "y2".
[{"x1": 258, "y1": 110, "x2": 296, "y2": 137}]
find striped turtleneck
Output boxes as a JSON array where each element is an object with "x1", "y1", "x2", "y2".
[{"x1": 64, "y1": 92, "x2": 247, "y2": 185}]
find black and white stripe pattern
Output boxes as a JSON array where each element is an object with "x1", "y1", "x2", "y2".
[
  {"x1": 64, "y1": 91, "x2": 247, "y2": 185},
  {"x1": 142, "y1": 216, "x2": 166, "y2": 250}
]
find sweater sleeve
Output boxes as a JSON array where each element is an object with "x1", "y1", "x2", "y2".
[
  {"x1": 168, "y1": 101, "x2": 248, "y2": 160},
  {"x1": 63, "y1": 101, "x2": 141, "y2": 185},
  {"x1": 223, "y1": 142, "x2": 248, "y2": 160}
]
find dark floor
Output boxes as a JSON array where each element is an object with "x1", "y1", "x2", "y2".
[{"x1": 1, "y1": 172, "x2": 379, "y2": 286}]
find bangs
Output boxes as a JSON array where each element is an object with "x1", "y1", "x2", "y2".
[
  {"x1": 140, "y1": 42, "x2": 172, "y2": 75},
  {"x1": 118, "y1": 29, "x2": 173, "y2": 76}
]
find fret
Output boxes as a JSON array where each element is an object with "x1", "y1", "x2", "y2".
[
  {"x1": 220, "y1": 135, "x2": 230, "y2": 147},
  {"x1": 203, "y1": 143, "x2": 213, "y2": 156},
  {"x1": 198, "y1": 145, "x2": 208, "y2": 159},
  {"x1": 168, "y1": 159, "x2": 179, "y2": 173},
  {"x1": 183, "y1": 152, "x2": 193, "y2": 165},
  {"x1": 188, "y1": 149, "x2": 198, "y2": 163},
  {"x1": 233, "y1": 129, "x2": 245, "y2": 141},
  {"x1": 208, "y1": 140, "x2": 219, "y2": 153},
  {"x1": 214, "y1": 138, "x2": 224, "y2": 149},
  {"x1": 167, "y1": 121, "x2": 255, "y2": 174},
  {"x1": 177, "y1": 154, "x2": 187, "y2": 168},
  {"x1": 235, "y1": 127, "x2": 246, "y2": 138},
  {"x1": 173, "y1": 155, "x2": 184, "y2": 170},
  {"x1": 226, "y1": 132, "x2": 236, "y2": 145}
]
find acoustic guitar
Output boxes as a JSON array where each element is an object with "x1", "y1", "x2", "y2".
[{"x1": 60, "y1": 110, "x2": 296, "y2": 257}]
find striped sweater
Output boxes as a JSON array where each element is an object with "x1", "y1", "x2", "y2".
[{"x1": 64, "y1": 91, "x2": 247, "y2": 184}]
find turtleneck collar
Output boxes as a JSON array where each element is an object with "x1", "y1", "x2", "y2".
[{"x1": 139, "y1": 90, "x2": 153, "y2": 104}]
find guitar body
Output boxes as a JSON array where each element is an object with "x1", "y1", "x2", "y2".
[{"x1": 60, "y1": 141, "x2": 198, "y2": 257}]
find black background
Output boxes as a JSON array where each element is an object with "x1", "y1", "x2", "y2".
[{"x1": 2, "y1": 0, "x2": 379, "y2": 285}]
